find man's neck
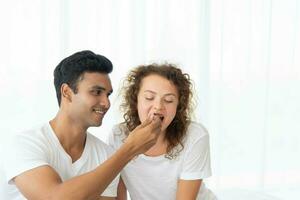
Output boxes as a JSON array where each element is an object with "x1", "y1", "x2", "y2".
[{"x1": 49, "y1": 112, "x2": 87, "y2": 161}]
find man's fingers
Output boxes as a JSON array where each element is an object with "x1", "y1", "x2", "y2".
[
  {"x1": 125, "y1": 114, "x2": 163, "y2": 156},
  {"x1": 138, "y1": 116, "x2": 152, "y2": 128},
  {"x1": 150, "y1": 116, "x2": 162, "y2": 134}
]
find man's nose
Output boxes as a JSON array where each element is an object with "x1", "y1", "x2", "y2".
[{"x1": 100, "y1": 96, "x2": 110, "y2": 109}]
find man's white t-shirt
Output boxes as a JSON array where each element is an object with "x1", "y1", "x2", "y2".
[
  {"x1": 109, "y1": 121, "x2": 217, "y2": 200},
  {"x1": 3, "y1": 122, "x2": 118, "y2": 199}
]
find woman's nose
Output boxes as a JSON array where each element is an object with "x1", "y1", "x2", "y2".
[{"x1": 153, "y1": 100, "x2": 163, "y2": 111}]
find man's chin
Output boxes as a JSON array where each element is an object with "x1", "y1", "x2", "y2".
[
  {"x1": 95, "y1": 121, "x2": 102, "y2": 127},
  {"x1": 90, "y1": 120, "x2": 103, "y2": 127}
]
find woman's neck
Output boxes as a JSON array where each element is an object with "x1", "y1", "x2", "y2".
[{"x1": 144, "y1": 131, "x2": 168, "y2": 157}]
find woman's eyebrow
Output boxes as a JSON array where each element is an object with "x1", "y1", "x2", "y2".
[
  {"x1": 144, "y1": 90, "x2": 177, "y2": 97},
  {"x1": 143, "y1": 90, "x2": 156, "y2": 94},
  {"x1": 164, "y1": 93, "x2": 176, "y2": 97}
]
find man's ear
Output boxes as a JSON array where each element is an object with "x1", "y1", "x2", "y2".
[{"x1": 61, "y1": 83, "x2": 73, "y2": 103}]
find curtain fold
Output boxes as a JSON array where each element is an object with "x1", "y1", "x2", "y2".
[{"x1": 0, "y1": 0, "x2": 299, "y2": 198}]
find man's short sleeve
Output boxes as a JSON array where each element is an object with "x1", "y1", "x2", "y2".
[{"x1": 4, "y1": 133, "x2": 49, "y2": 184}]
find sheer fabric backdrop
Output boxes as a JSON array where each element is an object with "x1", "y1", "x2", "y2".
[{"x1": 0, "y1": 0, "x2": 299, "y2": 199}]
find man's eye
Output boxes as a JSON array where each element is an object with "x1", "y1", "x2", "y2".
[
  {"x1": 92, "y1": 90, "x2": 102, "y2": 95},
  {"x1": 145, "y1": 97, "x2": 154, "y2": 100},
  {"x1": 107, "y1": 92, "x2": 112, "y2": 98}
]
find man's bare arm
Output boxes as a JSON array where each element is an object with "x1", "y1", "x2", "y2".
[{"x1": 15, "y1": 117, "x2": 161, "y2": 200}]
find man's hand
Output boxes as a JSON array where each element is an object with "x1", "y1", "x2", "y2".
[
  {"x1": 13, "y1": 117, "x2": 161, "y2": 200},
  {"x1": 124, "y1": 115, "x2": 162, "y2": 156}
]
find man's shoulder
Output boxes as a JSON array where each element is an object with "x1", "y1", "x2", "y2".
[
  {"x1": 4, "y1": 123, "x2": 52, "y2": 160},
  {"x1": 11, "y1": 123, "x2": 50, "y2": 143},
  {"x1": 3, "y1": 123, "x2": 52, "y2": 184}
]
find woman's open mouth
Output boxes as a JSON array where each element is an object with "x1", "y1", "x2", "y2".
[{"x1": 154, "y1": 113, "x2": 164, "y2": 122}]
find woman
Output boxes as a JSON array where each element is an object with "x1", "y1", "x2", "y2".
[{"x1": 109, "y1": 64, "x2": 216, "y2": 200}]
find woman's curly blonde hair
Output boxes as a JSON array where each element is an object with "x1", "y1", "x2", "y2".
[{"x1": 121, "y1": 63, "x2": 194, "y2": 159}]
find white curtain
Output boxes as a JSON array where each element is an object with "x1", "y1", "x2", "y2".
[{"x1": 0, "y1": 0, "x2": 299, "y2": 199}]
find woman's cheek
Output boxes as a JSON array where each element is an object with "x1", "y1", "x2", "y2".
[{"x1": 138, "y1": 105, "x2": 151, "y2": 122}]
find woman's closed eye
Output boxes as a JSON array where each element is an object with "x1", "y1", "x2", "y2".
[
  {"x1": 144, "y1": 94, "x2": 155, "y2": 100},
  {"x1": 164, "y1": 99, "x2": 174, "y2": 103},
  {"x1": 164, "y1": 97, "x2": 176, "y2": 103},
  {"x1": 145, "y1": 97, "x2": 154, "y2": 101}
]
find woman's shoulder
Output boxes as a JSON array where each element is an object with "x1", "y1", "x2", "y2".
[
  {"x1": 112, "y1": 123, "x2": 128, "y2": 134},
  {"x1": 185, "y1": 121, "x2": 209, "y2": 143},
  {"x1": 110, "y1": 123, "x2": 128, "y2": 143}
]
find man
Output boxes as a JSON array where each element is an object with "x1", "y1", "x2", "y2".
[{"x1": 3, "y1": 50, "x2": 161, "y2": 200}]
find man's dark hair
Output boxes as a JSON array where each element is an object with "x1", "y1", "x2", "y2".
[{"x1": 54, "y1": 50, "x2": 113, "y2": 106}]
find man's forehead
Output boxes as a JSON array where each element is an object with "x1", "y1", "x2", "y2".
[
  {"x1": 79, "y1": 72, "x2": 112, "y2": 87},
  {"x1": 81, "y1": 72, "x2": 110, "y2": 81}
]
